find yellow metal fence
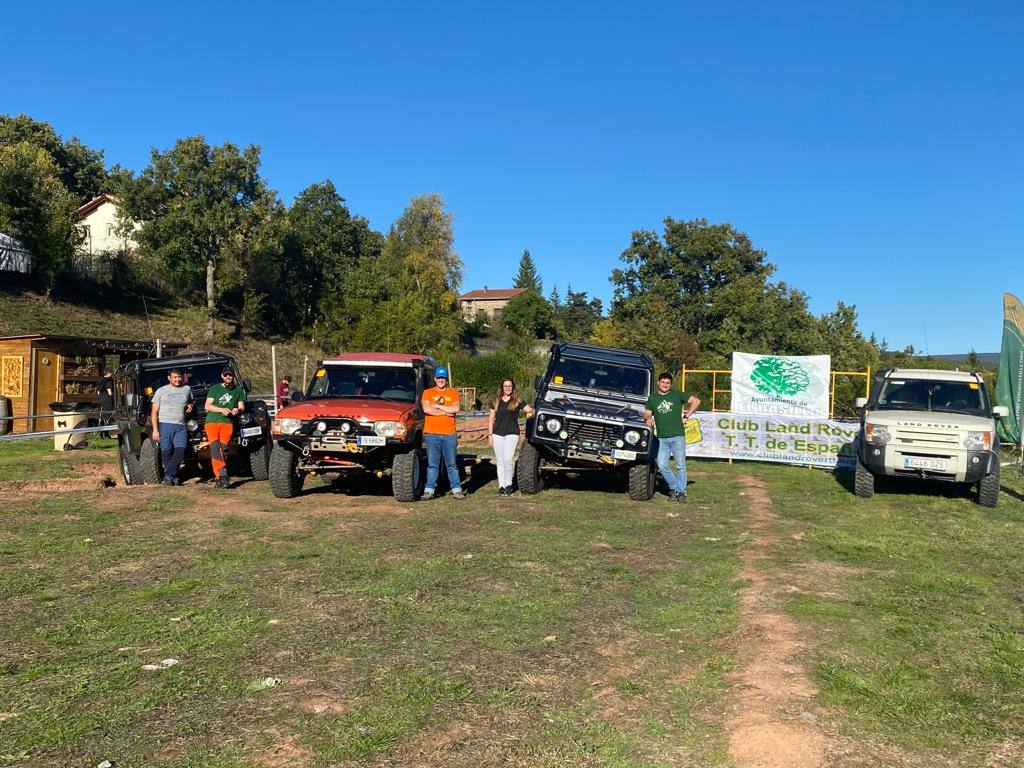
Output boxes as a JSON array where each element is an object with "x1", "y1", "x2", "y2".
[{"x1": 679, "y1": 367, "x2": 871, "y2": 419}]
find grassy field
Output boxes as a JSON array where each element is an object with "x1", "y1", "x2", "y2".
[{"x1": 0, "y1": 439, "x2": 1021, "y2": 767}]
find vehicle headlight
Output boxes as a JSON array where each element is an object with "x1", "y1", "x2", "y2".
[
  {"x1": 315, "y1": 420, "x2": 328, "y2": 433},
  {"x1": 865, "y1": 424, "x2": 890, "y2": 444},
  {"x1": 274, "y1": 418, "x2": 304, "y2": 435},
  {"x1": 964, "y1": 431, "x2": 991, "y2": 450},
  {"x1": 374, "y1": 420, "x2": 407, "y2": 438},
  {"x1": 624, "y1": 429, "x2": 642, "y2": 445},
  {"x1": 340, "y1": 422, "x2": 352, "y2": 433},
  {"x1": 185, "y1": 419, "x2": 199, "y2": 433},
  {"x1": 545, "y1": 417, "x2": 562, "y2": 434},
  {"x1": 239, "y1": 413, "x2": 253, "y2": 425}
]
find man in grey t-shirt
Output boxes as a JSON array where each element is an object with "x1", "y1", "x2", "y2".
[{"x1": 151, "y1": 369, "x2": 194, "y2": 485}]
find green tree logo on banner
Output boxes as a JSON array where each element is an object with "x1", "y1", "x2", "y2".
[{"x1": 750, "y1": 357, "x2": 811, "y2": 396}]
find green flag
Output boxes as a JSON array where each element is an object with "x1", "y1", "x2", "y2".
[{"x1": 996, "y1": 293, "x2": 1024, "y2": 444}]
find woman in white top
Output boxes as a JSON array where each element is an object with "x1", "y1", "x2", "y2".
[{"x1": 488, "y1": 378, "x2": 535, "y2": 496}]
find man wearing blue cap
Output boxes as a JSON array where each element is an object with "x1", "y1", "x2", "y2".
[{"x1": 421, "y1": 365, "x2": 465, "y2": 499}]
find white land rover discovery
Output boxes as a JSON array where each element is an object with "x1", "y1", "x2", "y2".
[{"x1": 854, "y1": 368, "x2": 1008, "y2": 507}]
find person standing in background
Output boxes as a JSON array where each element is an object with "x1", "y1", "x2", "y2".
[
  {"x1": 276, "y1": 375, "x2": 293, "y2": 411},
  {"x1": 643, "y1": 372, "x2": 700, "y2": 502},
  {"x1": 97, "y1": 368, "x2": 115, "y2": 433}
]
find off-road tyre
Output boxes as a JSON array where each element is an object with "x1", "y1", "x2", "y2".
[
  {"x1": 139, "y1": 437, "x2": 163, "y2": 485},
  {"x1": 516, "y1": 441, "x2": 543, "y2": 495},
  {"x1": 269, "y1": 446, "x2": 304, "y2": 498},
  {"x1": 854, "y1": 457, "x2": 874, "y2": 498},
  {"x1": 249, "y1": 440, "x2": 271, "y2": 480},
  {"x1": 119, "y1": 439, "x2": 143, "y2": 486},
  {"x1": 392, "y1": 450, "x2": 424, "y2": 502},
  {"x1": 628, "y1": 461, "x2": 655, "y2": 501},
  {"x1": 977, "y1": 462, "x2": 1000, "y2": 508}
]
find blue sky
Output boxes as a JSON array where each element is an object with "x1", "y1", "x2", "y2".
[{"x1": 4, "y1": 1, "x2": 1021, "y2": 353}]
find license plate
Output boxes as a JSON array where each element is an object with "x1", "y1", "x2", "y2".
[
  {"x1": 611, "y1": 449, "x2": 637, "y2": 461},
  {"x1": 358, "y1": 435, "x2": 386, "y2": 446},
  {"x1": 240, "y1": 426, "x2": 263, "y2": 437},
  {"x1": 904, "y1": 457, "x2": 948, "y2": 471}
]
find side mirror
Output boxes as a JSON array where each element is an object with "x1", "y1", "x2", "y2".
[
  {"x1": 855, "y1": 397, "x2": 867, "y2": 409},
  {"x1": 290, "y1": 391, "x2": 304, "y2": 403},
  {"x1": 993, "y1": 405, "x2": 1009, "y2": 419},
  {"x1": 242, "y1": 378, "x2": 252, "y2": 393},
  {"x1": 534, "y1": 375, "x2": 543, "y2": 391}
]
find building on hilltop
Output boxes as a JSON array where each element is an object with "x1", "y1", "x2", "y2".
[
  {"x1": 74, "y1": 194, "x2": 139, "y2": 258},
  {"x1": 458, "y1": 288, "x2": 525, "y2": 321}
]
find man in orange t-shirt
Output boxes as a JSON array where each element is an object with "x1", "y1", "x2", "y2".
[{"x1": 421, "y1": 366, "x2": 464, "y2": 499}]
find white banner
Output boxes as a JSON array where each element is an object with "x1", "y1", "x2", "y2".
[
  {"x1": 683, "y1": 411, "x2": 857, "y2": 469},
  {"x1": 731, "y1": 352, "x2": 831, "y2": 418}
]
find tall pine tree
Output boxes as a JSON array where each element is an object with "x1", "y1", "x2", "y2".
[{"x1": 514, "y1": 248, "x2": 542, "y2": 293}]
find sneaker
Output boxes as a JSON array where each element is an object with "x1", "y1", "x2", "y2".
[
  {"x1": 668, "y1": 490, "x2": 680, "y2": 501},
  {"x1": 216, "y1": 478, "x2": 231, "y2": 489},
  {"x1": 498, "y1": 486, "x2": 508, "y2": 496},
  {"x1": 675, "y1": 493, "x2": 687, "y2": 503},
  {"x1": 422, "y1": 489, "x2": 435, "y2": 500},
  {"x1": 452, "y1": 490, "x2": 467, "y2": 500},
  {"x1": 162, "y1": 477, "x2": 174, "y2": 486}
]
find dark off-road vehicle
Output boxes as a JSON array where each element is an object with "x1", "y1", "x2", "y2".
[
  {"x1": 113, "y1": 353, "x2": 272, "y2": 485},
  {"x1": 517, "y1": 342, "x2": 657, "y2": 500},
  {"x1": 268, "y1": 353, "x2": 436, "y2": 501}
]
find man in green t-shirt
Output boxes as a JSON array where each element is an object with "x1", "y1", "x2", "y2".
[
  {"x1": 644, "y1": 372, "x2": 701, "y2": 502},
  {"x1": 204, "y1": 368, "x2": 247, "y2": 488}
]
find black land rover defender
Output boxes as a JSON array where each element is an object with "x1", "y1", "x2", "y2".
[
  {"x1": 517, "y1": 342, "x2": 657, "y2": 500},
  {"x1": 113, "y1": 353, "x2": 272, "y2": 485}
]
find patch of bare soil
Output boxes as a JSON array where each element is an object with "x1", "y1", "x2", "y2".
[
  {"x1": 255, "y1": 732, "x2": 315, "y2": 768},
  {"x1": 727, "y1": 474, "x2": 827, "y2": 768},
  {"x1": 0, "y1": 474, "x2": 116, "y2": 495}
]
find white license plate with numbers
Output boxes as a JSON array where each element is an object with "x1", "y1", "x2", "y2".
[
  {"x1": 611, "y1": 449, "x2": 637, "y2": 461},
  {"x1": 358, "y1": 435, "x2": 386, "y2": 446},
  {"x1": 240, "y1": 426, "x2": 263, "y2": 437},
  {"x1": 904, "y1": 457, "x2": 947, "y2": 471}
]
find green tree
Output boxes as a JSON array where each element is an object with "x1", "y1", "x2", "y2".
[
  {"x1": 964, "y1": 348, "x2": 983, "y2": 371},
  {"x1": 120, "y1": 136, "x2": 275, "y2": 339},
  {"x1": 0, "y1": 115, "x2": 107, "y2": 204},
  {"x1": 514, "y1": 248, "x2": 543, "y2": 294},
  {"x1": 554, "y1": 285, "x2": 603, "y2": 341},
  {"x1": 612, "y1": 217, "x2": 822, "y2": 366},
  {"x1": 341, "y1": 193, "x2": 464, "y2": 357},
  {"x1": 502, "y1": 290, "x2": 554, "y2": 338},
  {"x1": 0, "y1": 142, "x2": 79, "y2": 289},
  {"x1": 548, "y1": 284, "x2": 561, "y2": 307}
]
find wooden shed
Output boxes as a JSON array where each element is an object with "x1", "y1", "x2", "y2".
[{"x1": 0, "y1": 335, "x2": 185, "y2": 434}]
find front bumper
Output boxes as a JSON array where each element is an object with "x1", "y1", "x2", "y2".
[{"x1": 860, "y1": 442, "x2": 998, "y2": 483}]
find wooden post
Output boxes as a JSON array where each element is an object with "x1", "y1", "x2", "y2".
[{"x1": 271, "y1": 345, "x2": 278, "y2": 412}]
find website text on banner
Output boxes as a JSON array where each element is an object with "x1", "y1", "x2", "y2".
[
  {"x1": 731, "y1": 353, "x2": 830, "y2": 418},
  {"x1": 684, "y1": 411, "x2": 858, "y2": 469}
]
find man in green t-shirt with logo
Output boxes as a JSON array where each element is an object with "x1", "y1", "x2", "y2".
[
  {"x1": 204, "y1": 368, "x2": 247, "y2": 489},
  {"x1": 644, "y1": 372, "x2": 701, "y2": 502}
]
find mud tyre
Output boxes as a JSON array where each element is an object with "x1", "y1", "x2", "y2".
[
  {"x1": 392, "y1": 450, "x2": 424, "y2": 502},
  {"x1": 854, "y1": 457, "x2": 874, "y2": 498},
  {"x1": 139, "y1": 437, "x2": 163, "y2": 485},
  {"x1": 977, "y1": 462, "x2": 1000, "y2": 508},
  {"x1": 119, "y1": 439, "x2": 143, "y2": 486},
  {"x1": 628, "y1": 461, "x2": 655, "y2": 501},
  {"x1": 269, "y1": 446, "x2": 304, "y2": 498},
  {"x1": 249, "y1": 440, "x2": 271, "y2": 480},
  {"x1": 516, "y1": 441, "x2": 544, "y2": 495}
]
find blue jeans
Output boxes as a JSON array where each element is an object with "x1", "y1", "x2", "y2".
[
  {"x1": 424, "y1": 433, "x2": 462, "y2": 493},
  {"x1": 656, "y1": 435, "x2": 687, "y2": 495},
  {"x1": 159, "y1": 422, "x2": 187, "y2": 479}
]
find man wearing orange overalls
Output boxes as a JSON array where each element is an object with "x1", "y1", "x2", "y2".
[{"x1": 204, "y1": 368, "x2": 246, "y2": 489}]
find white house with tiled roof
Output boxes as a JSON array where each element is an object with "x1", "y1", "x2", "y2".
[
  {"x1": 74, "y1": 194, "x2": 138, "y2": 257},
  {"x1": 459, "y1": 287, "x2": 525, "y2": 321}
]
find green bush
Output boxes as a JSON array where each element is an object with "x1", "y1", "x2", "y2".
[{"x1": 444, "y1": 350, "x2": 545, "y2": 410}]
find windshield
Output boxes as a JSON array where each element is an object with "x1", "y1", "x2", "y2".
[
  {"x1": 307, "y1": 365, "x2": 418, "y2": 403},
  {"x1": 548, "y1": 357, "x2": 650, "y2": 398},
  {"x1": 141, "y1": 364, "x2": 235, "y2": 396},
  {"x1": 875, "y1": 378, "x2": 990, "y2": 417}
]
